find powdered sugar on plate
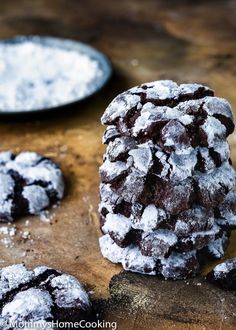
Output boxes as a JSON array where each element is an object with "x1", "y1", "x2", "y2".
[{"x1": 0, "y1": 37, "x2": 111, "y2": 113}]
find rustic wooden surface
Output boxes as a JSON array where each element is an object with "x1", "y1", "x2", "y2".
[{"x1": 0, "y1": 0, "x2": 236, "y2": 329}]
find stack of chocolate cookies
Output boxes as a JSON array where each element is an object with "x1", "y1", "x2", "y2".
[{"x1": 99, "y1": 80, "x2": 236, "y2": 279}]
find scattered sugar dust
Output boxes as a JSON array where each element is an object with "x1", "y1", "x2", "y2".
[{"x1": 0, "y1": 203, "x2": 60, "y2": 249}]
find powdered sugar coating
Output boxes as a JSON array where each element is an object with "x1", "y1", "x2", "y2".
[
  {"x1": 116, "y1": 168, "x2": 146, "y2": 203},
  {"x1": 100, "y1": 143, "x2": 234, "y2": 215},
  {"x1": 101, "y1": 80, "x2": 214, "y2": 126},
  {"x1": 0, "y1": 264, "x2": 33, "y2": 300},
  {"x1": 100, "y1": 235, "x2": 157, "y2": 275},
  {"x1": 216, "y1": 217, "x2": 236, "y2": 229},
  {"x1": 213, "y1": 259, "x2": 236, "y2": 274},
  {"x1": 102, "y1": 81, "x2": 234, "y2": 152},
  {"x1": 0, "y1": 151, "x2": 64, "y2": 222},
  {"x1": 22, "y1": 185, "x2": 50, "y2": 214},
  {"x1": 197, "y1": 148, "x2": 216, "y2": 172},
  {"x1": 129, "y1": 142, "x2": 153, "y2": 174},
  {"x1": 194, "y1": 162, "x2": 235, "y2": 208},
  {"x1": 0, "y1": 264, "x2": 92, "y2": 326},
  {"x1": 99, "y1": 158, "x2": 129, "y2": 183},
  {"x1": 203, "y1": 96, "x2": 233, "y2": 122},
  {"x1": 33, "y1": 266, "x2": 51, "y2": 277},
  {"x1": 0, "y1": 173, "x2": 15, "y2": 219},
  {"x1": 14, "y1": 152, "x2": 42, "y2": 166},
  {"x1": 102, "y1": 125, "x2": 121, "y2": 144},
  {"x1": 161, "y1": 120, "x2": 191, "y2": 153},
  {"x1": 0, "y1": 151, "x2": 13, "y2": 164},
  {"x1": 177, "y1": 225, "x2": 221, "y2": 252},
  {"x1": 2, "y1": 288, "x2": 53, "y2": 322},
  {"x1": 102, "y1": 213, "x2": 132, "y2": 244},
  {"x1": 131, "y1": 204, "x2": 167, "y2": 231},
  {"x1": 213, "y1": 141, "x2": 230, "y2": 163},
  {"x1": 100, "y1": 234, "x2": 157, "y2": 275},
  {"x1": 140, "y1": 230, "x2": 177, "y2": 258},
  {"x1": 106, "y1": 136, "x2": 136, "y2": 161},
  {"x1": 122, "y1": 245, "x2": 157, "y2": 275},
  {"x1": 0, "y1": 174, "x2": 15, "y2": 201},
  {"x1": 215, "y1": 191, "x2": 236, "y2": 229},
  {"x1": 200, "y1": 116, "x2": 226, "y2": 147},
  {"x1": 99, "y1": 234, "x2": 200, "y2": 278},
  {"x1": 174, "y1": 207, "x2": 214, "y2": 236},
  {"x1": 50, "y1": 274, "x2": 91, "y2": 309},
  {"x1": 102, "y1": 92, "x2": 141, "y2": 124},
  {"x1": 159, "y1": 251, "x2": 200, "y2": 279},
  {"x1": 133, "y1": 103, "x2": 190, "y2": 139},
  {"x1": 204, "y1": 231, "x2": 230, "y2": 259},
  {"x1": 138, "y1": 80, "x2": 178, "y2": 100},
  {"x1": 99, "y1": 183, "x2": 121, "y2": 214},
  {"x1": 99, "y1": 234, "x2": 128, "y2": 263},
  {"x1": 207, "y1": 258, "x2": 236, "y2": 291},
  {"x1": 156, "y1": 179, "x2": 193, "y2": 214},
  {"x1": 167, "y1": 150, "x2": 197, "y2": 181},
  {"x1": 6, "y1": 153, "x2": 64, "y2": 199}
]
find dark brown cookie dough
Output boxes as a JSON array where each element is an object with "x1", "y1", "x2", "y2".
[{"x1": 215, "y1": 191, "x2": 236, "y2": 229}]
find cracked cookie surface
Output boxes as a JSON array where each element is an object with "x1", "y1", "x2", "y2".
[
  {"x1": 0, "y1": 264, "x2": 92, "y2": 328},
  {"x1": 0, "y1": 151, "x2": 64, "y2": 222},
  {"x1": 99, "y1": 80, "x2": 236, "y2": 279}
]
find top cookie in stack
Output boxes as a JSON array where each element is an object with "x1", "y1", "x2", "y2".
[{"x1": 99, "y1": 80, "x2": 236, "y2": 279}]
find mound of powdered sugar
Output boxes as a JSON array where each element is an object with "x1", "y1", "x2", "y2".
[{"x1": 0, "y1": 40, "x2": 103, "y2": 111}]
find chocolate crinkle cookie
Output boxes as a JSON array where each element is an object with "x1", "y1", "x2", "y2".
[
  {"x1": 99, "y1": 80, "x2": 236, "y2": 279},
  {"x1": 0, "y1": 264, "x2": 92, "y2": 329},
  {"x1": 206, "y1": 258, "x2": 236, "y2": 291},
  {"x1": 0, "y1": 151, "x2": 64, "y2": 222}
]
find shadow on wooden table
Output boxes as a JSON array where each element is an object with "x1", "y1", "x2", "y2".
[{"x1": 94, "y1": 271, "x2": 236, "y2": 330}]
